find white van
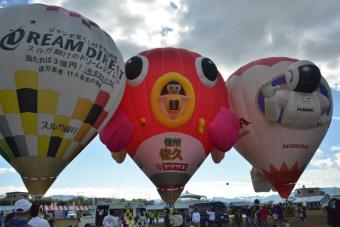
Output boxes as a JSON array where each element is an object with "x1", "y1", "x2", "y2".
[{"x1": 79, "y1": 203, "x2": 148, "y2": 227}]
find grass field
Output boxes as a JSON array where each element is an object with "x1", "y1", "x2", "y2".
[{"x1": 55, "y1": 210, "x2": 330, "y2": 227}]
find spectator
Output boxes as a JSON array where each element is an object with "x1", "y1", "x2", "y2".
[
  {"x1": 28, "y1": 204, "x2": 50, "y2": 227},
  {"x1": 245, "y1": 207, "x2": 253, "y2": 227},
  {"x1": 5, "y1": 199, "x2": 32, "y2": 227},
  {"x1": 282, "y1": 218, "x2": 290, "y2": 227},
  {"x1": 170, "y1": 210, "x2": 183, "y2": 227},
  {"x1": 48, "y1": 210, "x2": 55, "y2": 227},
  {"x1": 155, "y1": 210, "x2": 160, "y2": 224},
  {"x1": 164, "y1": 209, "x2": 171, "y2": 227},
  {"x1": 234, "y1": 209, "x2": 243, "y2": 227},
  {"x1": 297, "y1": 206, "x2": 304, "y2": 221},
  {"x1": 191, "y1": 208, "x2": 200, "y2": 227},
  {"x1": 102, "y1": 210, "x2": 119, "y2": 227},
  {"x1": 272, "y1": 206, "x2": 279, "y2": 226},
  {"x1": 206, "y1": 208, "x2": 215, "y2": 227},
  {"x1": 0, "y1": 211, "x2": 4, "y2": 227},
  {"x1": 258, "y1": 206, "x2": 268, "y2": 225},
  {"x1": 148, "y1": 211, "x2": 154, "y2": 224},
  {"x1": 4, "y1": 213, "x2": 14, "y2": 225}
]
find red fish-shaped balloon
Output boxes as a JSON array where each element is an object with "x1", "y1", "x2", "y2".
[{"x1": 100, "y1": 48, "x2": 239, "y2": 204}]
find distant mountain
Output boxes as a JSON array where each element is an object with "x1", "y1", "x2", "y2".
[
  {"x1": 212, "y1": 195, "x2": 283, "y2": 204},
  {"x1": 320, "y1": 187, "x2": 340, "y2": 197},
  {"x1": 50, "y1": 195, "x2": 77, "y2": 201},
  {"x1": 207, "y1": 187, "x2": 340, "y2": 204},
  {"x1": 42, "y1": 187, "x2": 340, "y2": 203}
]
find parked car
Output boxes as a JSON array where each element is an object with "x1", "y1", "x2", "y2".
[
  {"x1": 189, "y1": 201, "x2": 229, "y2": 225},
  {"x1": 67, "y1": 210, "x2": 77, "y2": 219}
]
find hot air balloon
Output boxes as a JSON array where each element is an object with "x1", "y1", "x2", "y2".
[
  {"x1": 226, "y1": 57, "x2": 332, "y2": 198},
  {"x1": 0, "y1": 4, "x2": 125, "y2": 198},
  {"x1": 100, "y1": 48, "x2": 239, "y2": 204}
]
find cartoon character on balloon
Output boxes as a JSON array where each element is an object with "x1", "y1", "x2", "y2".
[{"x1": 259, "y1": 60, "x2": 331, "y2": 128}]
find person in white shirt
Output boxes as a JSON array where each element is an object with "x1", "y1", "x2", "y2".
[
  {"x1": 28, "y1": 204, "x2": 50, "y2": 227},
  {"x1": 170, "y1": 210, "x2": 183, "y2": 227},
  {"x1": 206, "y1": 208, "x2": 215, "y2": 226},
  {"x1": 102, "y1": 210, "x2": 119, "y2": 227},
  {"x1": 191, "y1": 208, "x2": 200, "y2": 227}
]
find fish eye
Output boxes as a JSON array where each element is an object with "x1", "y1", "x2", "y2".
[
  {"x1": 195, "y1": 57, "x2": 218, "y2": 87},
  {"x1": 125, "y1": 55, "x2": 149, "y2": 86}
]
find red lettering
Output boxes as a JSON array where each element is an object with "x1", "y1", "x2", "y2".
[
  {"x1": 282, "y1": 144, "x2": 308, "y2": 149},
  {"x1": 240, "y1": 118, "x2": 250, "y2": 128},
  {"x1": 161, "y1": 163, "x2": 188, "y2": 171}
]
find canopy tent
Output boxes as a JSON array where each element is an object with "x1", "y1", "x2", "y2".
[
  {"x1": 0, "y1": 205, "x2": 14, "y2": 211},
  {"x1": 42, "y1": 205, "x2": 89, "y2": 211},
  {"x1": 179, "y1": 191, "x2": 207, "y2": 201},
  {"x1": 292, "y1": 195, "x2": 329, "y2": 204}
]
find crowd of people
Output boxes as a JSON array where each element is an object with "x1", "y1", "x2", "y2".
[
  {"x1": 0, "y1": 198, "x2": 53, "y2": 227},
  {"x1": 161, "y1": 202, "x2": 308, "y2": 227}
]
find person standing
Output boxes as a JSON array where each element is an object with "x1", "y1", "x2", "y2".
[
  {"x1": 191, "y1": 208, "x2": 200, "y2": 227},
  {"x1": 155, "y1": 210, "x2": 160, "y2": 224},
  {"x1": 234, "y1": 209, "x2": 243, "y2": 227},
  {"x1": 170, "y1": 211, "x2": 183, "y2": 227},
  {"x1": 206, "y1": 208, "x2": 215, "y2": 226},
  {"x1": 282, "y1": 218, "x2": 290, "y2": 227},
  {"x1": 164, "y1": 209, "x2": 171, "y2": 227},
  {"x1": 102, "y1": 210, "x2": 119, "y2": 227},
  {"x1": 0, "y1": 211, "x2": 4, "y2": 227},
  {"x1": 48, "y1": 211, "x2": 55, "y2": 227},
  {"x1": 28, "y1": 204, "x2": 50, "y2": 227},
  {"x1": 5, "y1": 199, "x2": 32, "y2": 227}
]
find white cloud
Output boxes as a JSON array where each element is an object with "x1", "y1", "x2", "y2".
[
  {"x1": 335, "y1": 153, "x2": 340, "y2": 168},
  {"x1": 31, "y1": 0, "x2": 69, "y2": 6},
  {"x1": 0, "y1": 180, "x2": 273, "y2": 200},
  {"x1": 0, "y1": 185, "x2": 27, "y2": 195},
  {"x1": 0, "y1": 167, "x2": 15, "y2": 175},
  {"x1": 310, "y1": 158, "x2": 334, "y2": 168},
  {"x1": 331, "y1": 145, "x2": 340, "y2": 152},
  {"x1": 298, "y1": 167, "x2": 340, "y2": 188},
  {"x1": 332, "y1": 116, "x2": 340, "y2": 120},
  {"x1": 314, "y1": 149, "x2": 324, "y2": 158}
]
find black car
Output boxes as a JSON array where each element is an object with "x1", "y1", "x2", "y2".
[{"x1": 190, "y1": 201, "x2": 229, "y2": 225}]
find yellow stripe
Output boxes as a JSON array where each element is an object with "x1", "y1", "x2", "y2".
[
  {"x1": 15, "y1": 70, "x2": 38, "y2": 89},
  {"x1": 38, "y1": 90, "x2": 59, "y2": 114},
  {"x1": 21, "y1": 113, "x2": 37, "y2": 134},
  {"x1": 38, "y1": 135, "x2": 50, "y2": 157},
  {"x1": 0, "y1": 140, "x2": 15, "y2": 160},
  {"x1": 52, "y1": 115, "x2": 70, "y2": 137},
  {"x1": 68, "y1": 144, "x2": 83, "y2": 161},
  {"x1": 74, "y1": 124, "x2": 91, "y2": 142},
  {"x1": 55, "y1": 139, "x2": 72, "y2": 160},
  {"x1": 72, "y1": 98, "x2": 92, "y2": 121},
  {"x1": 0, "y1": 90, "x2": 19, "y2": 113}
]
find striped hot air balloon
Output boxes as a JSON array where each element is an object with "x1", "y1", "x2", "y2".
[{"x1": 0, "y1": 4, "x2": 125, "y2": 198}]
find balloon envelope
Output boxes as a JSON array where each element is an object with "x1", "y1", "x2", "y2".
[
  {"x1": 226, "y1": 57, "x2": 332, "y2": 198},
  {"x1": 0, "y1": 4, "x2": 125, "y2": 197},
  {"x1": 100, "y1": 48, "x2": 239, "y2": 204}
]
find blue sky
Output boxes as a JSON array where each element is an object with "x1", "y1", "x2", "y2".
[{"x1": 1, "y1": 0, "x2": 340, "y2": 200}]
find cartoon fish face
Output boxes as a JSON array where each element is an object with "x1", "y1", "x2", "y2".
[
  {"x1": 100, "y1": 47, "x2": 240, "y2": 204},
  {"x1": 122, "y1": 48, "x2": 229, "y2": 152}
]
